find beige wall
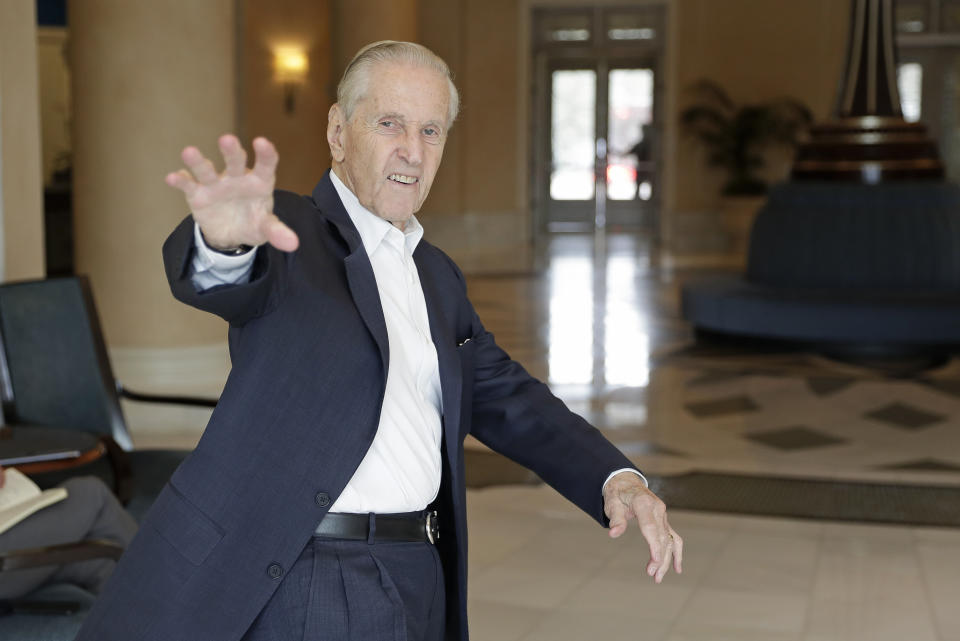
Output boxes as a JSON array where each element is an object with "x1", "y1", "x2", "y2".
[
  {"x1": 461, "y1": 0, "x2": 520, "y2": 215},
  {"x1": 333, "y1": 0, "x2": 419, "y2": 81},
  {"x1": 667, "y1": 0, "x2": 849, "y2": 215},
  {"x1": 416, "y1": 0, "x2": 465, "y2": 218},
  {"x1": 240, "y1": 0, "x2": 334, "y2": 195},
  {"x1": 0, "y1": 0, "x2": 46, "y2": 282},
  {"x1": 415, "y1": 0, "x2": 528, "y2": 265}
]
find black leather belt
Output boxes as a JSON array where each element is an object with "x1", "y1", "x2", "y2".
[{"x1": 314, "y1": 511, "x2": 439, "y2": 544}]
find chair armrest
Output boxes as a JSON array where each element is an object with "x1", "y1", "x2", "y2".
[
  {"x1": 0, "y1": 539, "x2": 124, "y2": 571},
  {"x1": 116, "y1": 383, "x2": 218, "y2": 408}
]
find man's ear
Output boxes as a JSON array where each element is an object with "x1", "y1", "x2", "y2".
[{"x1": 327, "y1": 104, "x2": 346, "y2": 163}]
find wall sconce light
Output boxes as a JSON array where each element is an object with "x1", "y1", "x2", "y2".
[{"x1": 273, "y1": 47, "x2": 309, "y2": 115}]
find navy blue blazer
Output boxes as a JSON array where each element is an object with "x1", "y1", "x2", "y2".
[{"x1": 76, "y1": 172, "x2": 640, "y2": 641}]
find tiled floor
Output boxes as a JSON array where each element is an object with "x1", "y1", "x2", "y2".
[
  {"x1": 131, "y1": 231, "x2": 960, "y2": 640},
  {"x1": 466, "y1": 486, "x2": 960, "y2": 641}
]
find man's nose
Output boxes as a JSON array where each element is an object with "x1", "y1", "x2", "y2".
[{"x1": 397, "y1": 130, "x2": 423, "y2": 165}]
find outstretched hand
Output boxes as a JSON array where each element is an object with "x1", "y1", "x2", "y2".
[
  {"x1": 165, "y1": 135, "x2": 299, "y2": 252},
  {"x1": 603, "y1": 471, "x2": 683, "y2": 583}
]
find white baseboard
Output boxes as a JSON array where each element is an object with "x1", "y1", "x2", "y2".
[
  {"x1": 109, "y1": 343, "x2": 230, "y2": 438},
  {"x1": 109, "y1": 342, "x2": 231, "y2": 396}
]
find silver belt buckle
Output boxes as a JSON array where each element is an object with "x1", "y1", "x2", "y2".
[{"x1": 425, "y1": 510, "x2": 438, "y2": 544}]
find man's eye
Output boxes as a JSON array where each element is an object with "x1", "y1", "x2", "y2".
[{"x1": 423, "y1": 128, "x2": 438, "y2": 137}]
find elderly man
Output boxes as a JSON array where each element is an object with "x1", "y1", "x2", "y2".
[{"x1": 76, "y1": 41, "x2": 681, "y2": 641}]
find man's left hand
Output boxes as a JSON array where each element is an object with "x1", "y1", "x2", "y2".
[{"x1": 603, "y1": 471, "x2": 683, "y2": 583}]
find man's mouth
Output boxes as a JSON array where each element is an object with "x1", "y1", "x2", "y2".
[{"x1": 388, "y1": 174, "x2": 418, "y2": 185}]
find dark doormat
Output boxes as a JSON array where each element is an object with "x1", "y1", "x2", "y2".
[
  {"x1": 465, "y1": 449, "x2": 960, "y2": 527},
  {"x1": 647, "y1": 472, "x2": 960, "y2": 528}
]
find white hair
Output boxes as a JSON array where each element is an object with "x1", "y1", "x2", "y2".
[{"x1": 337, "y1": 40, "x2": 460, "y2": 128}]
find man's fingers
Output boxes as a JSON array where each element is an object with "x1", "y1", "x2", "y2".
[
  {"x1": 220, "y1": 134, "x2": 248, "y2": 177},
  {"x1": 640, "y1": 521, "x2": 664, "y2": 568},
  {"x1": 671, "y1": 531, "x2": 684, "y2": 574},
  {"x1": 182, "y1": 146, "x2": 219, "y2": 185},
  {"x1": 655, "y1": 532, "x2": 683, "y2": 583},
  {"x1": 251, "y1": 137, "x2": 279, "y2": 182},
  {"x1": 261, "y1": 214, "x2": 299, "y2": 253},
  {"x1": 165, "y1": 169, "x2": 198, "y2": 197},
  {"x1": 646, "y1": 529, "x2": 682, "y2": 583},
  {"x1": 654, "y1": 548, "x2": 673, "y2": 583},
  {"x1": 644, "y1": 540, "x2": 669, "y2": 583}
]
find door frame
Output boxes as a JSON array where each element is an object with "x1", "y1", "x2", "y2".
[{"x1": 528, "y1": 4, "x2": 667, "y2": 235}]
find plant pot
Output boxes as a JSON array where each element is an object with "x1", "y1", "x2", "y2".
[{"x1": 719, "y1": 194, "x2": 766, "y2": 262}]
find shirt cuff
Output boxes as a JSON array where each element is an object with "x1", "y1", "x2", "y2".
[
  {"x1": 602, "y1": 468, "x2": 648, "y2": 494},
  {"x1": 190, "y1": 222, "x2": 257, "y2": 290}
]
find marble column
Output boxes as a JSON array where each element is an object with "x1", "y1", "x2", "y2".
[
  {"x1": 0, "y1": 0, "x2": 45, "y2": 281},
  {"x1": 71, "y1": 0, "x2": 235, "y2": 351}
]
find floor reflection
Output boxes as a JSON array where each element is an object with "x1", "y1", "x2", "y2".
[
  {"x1": 547, "y1": 233, "x2": 653, "y2": 390},
  {"x1": 465, "y1": 231, "x2": 960, "y2": 487}
]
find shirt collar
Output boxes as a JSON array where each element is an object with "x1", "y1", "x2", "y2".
[{"x1": 329, "y1": 169, "x2": 424, "y2": 258}]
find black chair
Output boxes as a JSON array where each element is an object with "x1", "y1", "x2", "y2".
[
  {"x1": 0, "y1": 539, "x2": 122, "y2": 639},
  {"x1": 0, "y1": 276, "x2": 218, "y2": 638},
  {"x1": 0, "y1": 275, "x2": 217, "y2": 514}
]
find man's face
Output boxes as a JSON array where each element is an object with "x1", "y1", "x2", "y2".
[{"x1": 328, "y1": 62, "x2": 450, "y2": 229}]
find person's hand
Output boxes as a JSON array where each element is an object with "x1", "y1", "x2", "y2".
[
  {"x1": 165, "y1": 134, "x2": 299, "y2": 252},
  {"x1": 603, "y1": 471, "x2": 683, "y2": 583}
]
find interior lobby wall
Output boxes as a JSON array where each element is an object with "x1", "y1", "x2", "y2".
[
  {"x1": 416, "y1": 0, "x2": 528, "y2": 271},
  {"x1": 240, "y1": 0, "x2": 334, "y2": 196},
  {"x1": 663, "y1": 0, "x2": 849, "y2": 255},
  {"x1": 413, "y1": 0, "x2": 849, "y2": 267},
  {"x1": 0, "y1": 0, "x2": 46, "y2": 282},
  {"x1": 333, "y1": 0, "x2": 420, "y2": 80},
  {"x1": 410, "y1": 0, "x2": 850, "y2": 265},
  {"x1": 415, "y1": 0, "x2": 465, "y2": 221}
]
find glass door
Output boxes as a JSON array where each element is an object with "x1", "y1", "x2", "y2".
[
  {"x1": 542, "y1": 60, "x2": 658, "y2": 231},
  {"x1": 546, "y1": 62, "x2": 598, "y2": 228},
  {"x1": 606, "y1": 64, "x2": 657, "y2": 227}
]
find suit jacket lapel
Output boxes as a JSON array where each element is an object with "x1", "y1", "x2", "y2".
[
  {"x1": 414, "y1": 249, "x2": 463, "y2": 461},
  {"x1": 311, "y1": 172, "x2": 390, "y2": 373}
]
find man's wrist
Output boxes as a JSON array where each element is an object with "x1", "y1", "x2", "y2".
[
  {"x1": 602, "y1": 468, "x2": 648, "y2": 495},
  {"x1": 192, "y1": 223, "x2": 259, "y2": 279},
  {"x1": 198, "y1": 228, "x2": 253, "y2": 255}
]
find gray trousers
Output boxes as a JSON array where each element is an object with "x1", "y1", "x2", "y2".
[
  {"x1": 241, "y1": 536, "x2": 446, "y2": 641},
  {"x1": 0, "y1": 476, "x2": 138, "y2": 600}
]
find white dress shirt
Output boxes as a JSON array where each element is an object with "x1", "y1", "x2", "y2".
[{"x1": 190, "y1": 172, "x2": 644, "y2": 514}]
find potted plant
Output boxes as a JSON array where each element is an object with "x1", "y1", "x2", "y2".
[
  {"x1": 680, "y1": 79, "x2": 812, "y2": 195},
  {"x1": 676, "y1": 80, "x2": 812, "y2": 260}
]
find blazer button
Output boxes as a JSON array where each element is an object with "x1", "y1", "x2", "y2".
[
  {"x1": 267, "y1": 563, "x2": 284, "y2": 580},
  {"x1": 315, "y1": 492, "x2": 331, "y2": 508}
]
